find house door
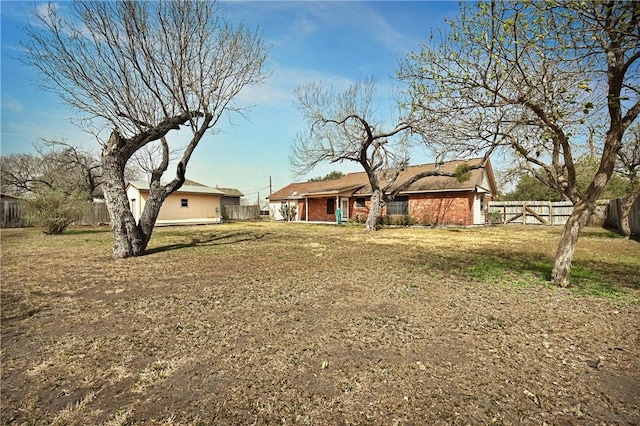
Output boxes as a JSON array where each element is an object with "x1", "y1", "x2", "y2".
[{"x1": 340, "y1": 198, "x2": 349, "y2": 222}]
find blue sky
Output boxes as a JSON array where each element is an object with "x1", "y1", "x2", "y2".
[{"x1": 1, "y1": 1, "x2": 461, "y2": 201}]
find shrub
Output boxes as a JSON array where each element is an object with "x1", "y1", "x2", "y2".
[
  {"x1": 377, "y1": 214, "x2": 415, "y2": 227},
  {"x1": 279, "y1": 204, "x2": 297, "y2": 221},
  {"x1": 21, "y1": 188, "x2": 91, "y2": 234},
  {"x1": 488, "y1": 211, "x2": 503, "y2": 224}
]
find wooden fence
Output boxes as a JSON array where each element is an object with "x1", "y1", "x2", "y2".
[
  {"x1": 488, "y1": 201, "x2": 575, "y2": 225},
  {"x1": 605, "y1": 196, "x2": 640, "y2": 235},
  {"x1": 77, "y1": 202, "x2": 110, "y2": 225},
  {"x1": 1, "y1": 200, "x2": 29, "y2": 228},
  {"x1": 222, "y1": 205, "x2": 261, "y2": 221},
  {"x1": 1, "y1": 200, "x2": 110, "y2": 228}
]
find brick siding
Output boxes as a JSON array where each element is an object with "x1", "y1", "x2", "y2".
[
  {"x1": 297, "y1": 193, "x2": 483, "y2": 225},
  {"x1": 303, "y1": 198, "x2": 338, "y2": 222},
  {"x1": 407, "y1": 193, "x2": 473, "y2": 225}
]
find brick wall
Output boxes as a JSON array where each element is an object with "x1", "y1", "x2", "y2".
[
  {"x1": 305, "y1": 198, "x2": 337, "y2": 222},
  {"x1": 408, "y1": 193, "x2": 473, "y2": 225},
  {"x1": 350, "y1": 193, "x2": 475, "y2": 225},
  {"x1": 352, "y1": 198, "x2": 369, "y2": 222},
  {"x1": 298, "y1": 192, "x2": 478, "y2": 225}
]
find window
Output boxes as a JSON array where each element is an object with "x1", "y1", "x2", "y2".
[
  {"x1": 356, "y1": 198, "x2": 366, "y2": 208},
  {"x1": 326, "y1": 198, "x2": 335, "y2": 215},
  {"x1": 387, "y1": 196, "x2": 408, "y2": 215},
  {"x1": 181, "y1": 198, "x2": 189, "y2": 207}
]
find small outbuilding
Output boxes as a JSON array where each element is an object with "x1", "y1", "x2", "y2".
[{"x1": 126, "y1": 180, "x2": 224, "y2": 226}]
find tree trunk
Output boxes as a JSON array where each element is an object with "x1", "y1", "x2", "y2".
[
  {"x1": 365, "y1": 189, "x2": 384, "y2": 232},
  {"x1": 620, "y1": 191, "x2": 639, "y2": 239},
  {"x1": 101, "y1": 151, "x2": 145, "y2": 258},
  {"x1": 136, "y1": 183, "x2": 174, "y2": 250},
  {"x1": 551, "y1": 118, "x2": 624, "y2": 286},
  {"x1": 101, "y1": 130, "x2": 191, "y2": 258},
  {"x1": 101, "y1": 159, "x2": 175, "y2": 257},
  {"x1": 101, "y1": 131, "x2": 149, "y2": 258},
  {"x1": 551, "y1": 201, "x2": 592, "y2": 287}
]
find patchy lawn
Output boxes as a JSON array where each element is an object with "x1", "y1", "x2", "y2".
[{"x1": 1, "y1": 222, "x2": 639, "y2": 425}]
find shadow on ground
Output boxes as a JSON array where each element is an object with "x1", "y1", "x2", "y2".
[{"x1": 145, "y1": 230, "x2": 272, "y2": 255}]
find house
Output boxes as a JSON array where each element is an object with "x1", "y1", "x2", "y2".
[
  {"x1": 268, "y1": 158, "x2": 497, "y2": 226},
  {"x1": 126, "y1": 180, "x2": 224, "y2": 226}
]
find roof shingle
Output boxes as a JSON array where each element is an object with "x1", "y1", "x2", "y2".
[{"x1": 269, "y1": 158, "x2": 495, "y2": 200}]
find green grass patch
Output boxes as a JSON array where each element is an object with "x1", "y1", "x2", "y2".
[
  {"x1": 463, "y1": 257, "x2": 548, "y2": 289},
  {"x1": 462, "y1": 256, "x2": 636, "y2": 301},
  {"x1": 580, "y1": 229, "x2": 626, "y2": 239},
  {"x1": 568, "y1": 265, "x2": 629, "y2": 299}
]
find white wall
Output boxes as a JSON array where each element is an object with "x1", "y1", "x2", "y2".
[
  {"x1": 472, "y1": 192, "x2": 487, "y2": 225},
  {"x1": 126, "y1": 186, "x2": 143, "y2": 222}
]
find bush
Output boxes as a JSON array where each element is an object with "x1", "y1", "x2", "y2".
[
  {"x1": 279, "y1": 204, "x2": 297, "y2": 221},
  {"x1": 21, "y1": 188, "x2": 91, "y2": 234},
  {"x1": 488, "y1": 211, "x2": 503, "y2": 224},
  {"x1": 377, "y1": 214, "x2": 415, "y2": 227}
]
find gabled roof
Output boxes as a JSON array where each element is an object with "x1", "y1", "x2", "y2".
[
  {"x1": 215, "y1": 187, "x2": 244, "y2": 197},
  {"x1": 127, "y1": 181, "x2": 224, "y2": 195},
  {"x1": 183, "y1": 179, "x2": 208, "y2": 187},
  {"x1": 268, "y1": 172, "x2": 369, "y2": 200},
  {"x1": 355, "y1": 158, "x2": 496, "y2": 195},
  {"x1": 268, "y1": 158, "x2": 497, "y2": 200}
]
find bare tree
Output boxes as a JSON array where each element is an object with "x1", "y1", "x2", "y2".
[
  {"x1": 22, "y1": 1, "x2": 268, "y2": 257},
  {"x1": 400, "y1": 0, "x2": 639, "y2": 286},
  {"x1": 0, "y1": 138, "x2": 142, "y2": 202},
  {"x1": 130, "y1": 137, "x2": 184, "y2": 184},
  {"x1": 36, "y1": 139, "x2": 104, "y2": 197},
  {"x1": 0, "y1": 153, "x2": 47, "y2": 196},
  {"x1": 0, "y1": 140, "x2": 104, "y2": 198},
  {"x1": 291, "y1": 76, "x2": 487, "y2": 231},
  {"x1": 291, "y1": 77, "x2": 413, "y2": 231}
]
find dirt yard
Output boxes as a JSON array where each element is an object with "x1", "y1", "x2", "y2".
[{"x1": 1, "y1": 222, "x2": 639, "y2": 425}]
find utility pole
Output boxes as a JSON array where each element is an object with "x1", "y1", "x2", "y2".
[{"x1": 269, "y1": 176, "x2": 272, "y2": 195}]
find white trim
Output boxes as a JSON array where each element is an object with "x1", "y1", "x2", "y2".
[{"x1": 473, "y1": 193, "x2": 486, "y2": 225}]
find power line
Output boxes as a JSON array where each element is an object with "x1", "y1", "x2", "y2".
[{"x1": 242, "y1": 185, "x2": 270, "y2": 197}]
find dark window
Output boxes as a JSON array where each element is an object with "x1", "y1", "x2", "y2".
[
  {"x1": 326, "y1": 198, "x2": 335, "y2": 215},
  {"x1": 356, "y1": 198, "x2": 366, "y2": 208},
  {"x1": 181, "y1": 198, "x2": 189, "y2": 207},
  {"x1": 387, "y1": 196, "x2": 408, "y2": 215}
]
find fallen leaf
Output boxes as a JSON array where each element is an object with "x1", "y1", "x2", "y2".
[{"x1": 524, "y1": 389, "x2": 541, "y2": 407}]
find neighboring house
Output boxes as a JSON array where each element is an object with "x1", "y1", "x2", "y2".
[
  {"x1": 268, "y1": 158, "x2": 497, "y2": 226},
  {"x1": 126, "y1": 180, "x2": 224, "y2": 226},
  {"x1": 215, "y1": 187, "x2": 244, "y2": 206}
]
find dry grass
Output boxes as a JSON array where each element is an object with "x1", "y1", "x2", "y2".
[{"x1": 1, "y1": 222, "x2": 639, "y2": 425}]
